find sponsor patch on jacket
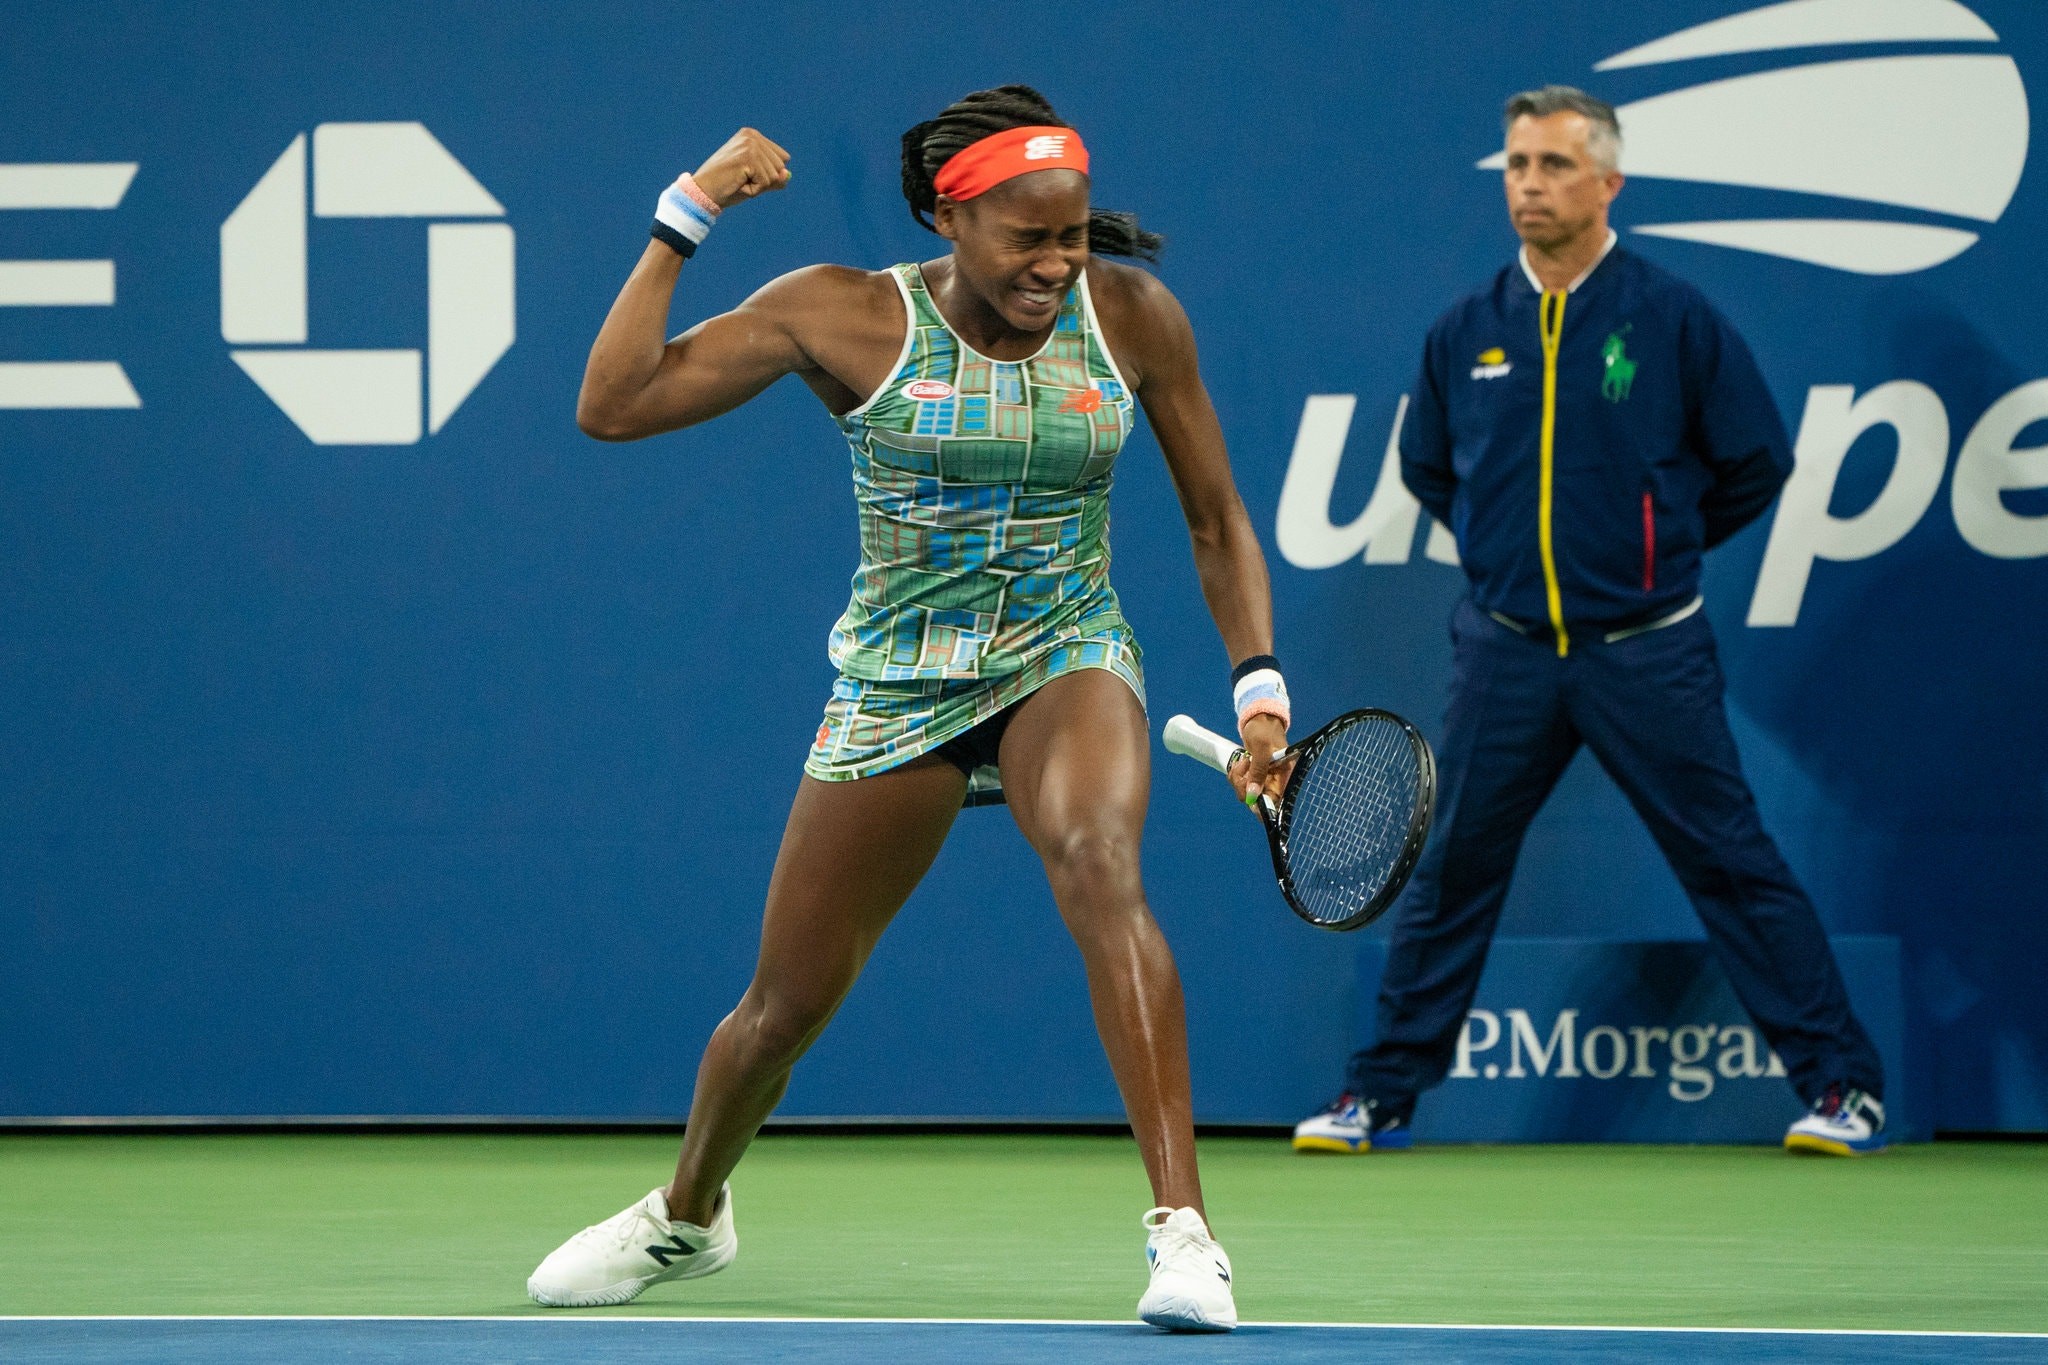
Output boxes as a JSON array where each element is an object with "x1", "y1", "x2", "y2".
[{"x1": 1472, "y1": 346, "x2": 1512, "y2": 380}]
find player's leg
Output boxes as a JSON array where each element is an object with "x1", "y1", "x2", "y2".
[
  {"x1": 1566, "y1": 612, "x2": 1885, "y2": 1131},
  {"x1": 997, "y1": 667, "x2": 1198, "y2": 1211},
  {"x1": 997, "y1": 666, "x2": 1234, "y2": 1331},
  {"x1": 664, "y1": 759, "x2": 970, "y2": 1219},
  {"x1": 1336, "y1": 600, "x2": 1580, "y2": 1137},
  {"x1": 528, "y1": 758, "x2": 967, "y2": 1306}
]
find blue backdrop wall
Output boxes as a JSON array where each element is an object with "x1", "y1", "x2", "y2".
[{"x1": 4, "y1": 0, "x2": 2043, "y2": 1131}]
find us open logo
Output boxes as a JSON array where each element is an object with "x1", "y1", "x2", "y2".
[
  {"x1": 221, "y1": 122, "x2": 515, "y2": 444},
  {"x1": 902, "y1": 379, "x2": 955, "y2": 402},
  {"x1": 1477, "y1": 0, "x2": 2030, "y2": 275}
]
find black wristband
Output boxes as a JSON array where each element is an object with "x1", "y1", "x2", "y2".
[
  {"x1": 650, "y1": 221, "x2": 698, "y2": 258},
  {"x1": 1230, "y1": 654, "x2": 1281, "y2": 685}
]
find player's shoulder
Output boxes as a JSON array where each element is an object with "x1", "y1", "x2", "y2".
[
  {"x1": 736, "y1": 265, "x2": 907, "y2": 353},
  {"x1": 1084, "y1": 256, "x2": 1177, "y2": 321},
  {"x1": 1084, "y1": 258, "x2": 1187, "y2": 384},
  {"x1": 745, "y1": 263, "x2": 901, "y2": 313}
]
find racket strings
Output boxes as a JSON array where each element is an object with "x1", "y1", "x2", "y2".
[{"x1": 1279, "y1": 718, "x2": 1425, "y2": 926}]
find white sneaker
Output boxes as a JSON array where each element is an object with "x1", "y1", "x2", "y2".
[
  {"x1": 1136, "y1": 1206, "x2": 1237, "y2": 1332},
  {"x1": 527, "y1": 1184, "x2": 737, "y2": 1307},
  {"x1": 1292, "y1": 1093, "x2": 1413, "y2": 1153},
  {"x1": 1784, "y1": 1086, "x2": 1887, "y2": 1156}
]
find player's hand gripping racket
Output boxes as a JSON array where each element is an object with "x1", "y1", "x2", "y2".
[{"x1": 1164, "y1": 710, "x2": 1437, "y2": 931}]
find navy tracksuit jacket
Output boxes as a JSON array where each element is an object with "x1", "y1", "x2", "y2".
[{"x1": 1347, "y1": 242, "x2": 1883, "y2": 1112}]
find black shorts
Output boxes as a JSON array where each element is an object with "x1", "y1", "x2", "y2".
[{"x1": 933, "y1": 698, "x2": 1023, "y2": 799}]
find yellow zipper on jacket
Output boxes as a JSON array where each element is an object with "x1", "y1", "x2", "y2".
[{"x1": 1538, "y1": 289, "x2": 1570, "y2": 657}]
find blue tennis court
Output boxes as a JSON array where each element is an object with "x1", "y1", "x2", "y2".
[{"x1": 7, "y1": 1319, "x2": 2048, "y2": 1364}]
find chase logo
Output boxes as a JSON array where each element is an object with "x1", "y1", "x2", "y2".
[
  {"x1": 220, "y1": 123, "x2": 515, "y2": 444},
  {"x1": 1478, "y1": 0, "x2": 2030, "y2": 275}
]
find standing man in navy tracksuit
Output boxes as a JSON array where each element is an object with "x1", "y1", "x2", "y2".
[{"x1": 1294, "y1": 86, "x2": 1886, "y2": 1157}]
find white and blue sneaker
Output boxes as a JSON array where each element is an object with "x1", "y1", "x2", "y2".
[
  {"x1": 1137, "y1": 1206, "x2": 1237, "y2": 1332},
  {"x1": 527, "y1": 1184, "x2": 737, "y2": 1307},
  {"x1": 1292, "y1": 1093, "x2": 1413, "y2": 1153},
  {"x1": 1784, "y1": 1086, "x2": 1886, "y2": 1156}
]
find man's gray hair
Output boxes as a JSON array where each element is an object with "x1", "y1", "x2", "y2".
[{"x1": 1503, "y1": 85, "x2": 1623, "y2": 172}]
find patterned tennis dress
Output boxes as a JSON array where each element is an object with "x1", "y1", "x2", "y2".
[{"x1": 805, "y1": 262, "x2": 1145, "y2": 802}]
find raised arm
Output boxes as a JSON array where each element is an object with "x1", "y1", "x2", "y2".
[
  {"x1": 576, "y1": 128, "x2": 807, "y2": 442},
  {"x1": 1110, "y1": 267, "x2": 1288, "y2": 798}
]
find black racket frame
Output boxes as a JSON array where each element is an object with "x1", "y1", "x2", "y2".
[{"x1": 1254, "y1": 708, "x2": 1438, "y2": 932}]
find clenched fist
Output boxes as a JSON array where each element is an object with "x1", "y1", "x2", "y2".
[{"x1": 692, "y1": 128, "x2": 793, "y2": 209}]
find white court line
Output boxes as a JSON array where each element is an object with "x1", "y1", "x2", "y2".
[{"x1": 3, "y1": 1316, "x2": 2044, "y2": 1339}]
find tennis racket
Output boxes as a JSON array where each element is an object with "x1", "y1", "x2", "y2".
[{"x1": 1163, "y1": 709, "x2": 1436, "y2": 931}]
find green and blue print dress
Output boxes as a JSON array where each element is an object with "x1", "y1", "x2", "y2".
[{"x1": 805, "y1": 262, "x2": 1144, "y2": 802}]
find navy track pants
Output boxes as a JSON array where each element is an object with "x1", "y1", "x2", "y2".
[{"x1": 1346, "y1": 597, "x2": 1883, "y2": 1112}]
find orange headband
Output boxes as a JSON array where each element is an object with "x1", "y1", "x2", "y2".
[{"x1": 933, "y1": 125, "x2": 1090, "y2": 202}]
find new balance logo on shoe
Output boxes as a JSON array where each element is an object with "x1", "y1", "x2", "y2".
[
  {"x1": 1138, "y1": 1206, "x2": 1238, "y2": 1333},
  {"x1": 527, "y1": 1184, "x2": 739, "y2": 1308},
  {"x1": 645, "y1": 1235, "x2": 701, "y2": 1267}
]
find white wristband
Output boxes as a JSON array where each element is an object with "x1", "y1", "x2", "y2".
[
  {"x1": 1233, "y1": 667, "x2": 1290, "y2": 728},
  {"x1": 651, "y1": 175, "x2": 718, "y2": 258}
]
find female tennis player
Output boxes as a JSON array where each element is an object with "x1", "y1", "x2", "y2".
[{"x1": 527, "y1": 85, "x2": 1289, "y2": 1332}]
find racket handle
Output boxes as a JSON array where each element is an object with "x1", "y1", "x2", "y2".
[{"x1": 1163, "y1": 714, "x2": 1244, "y2": 775}]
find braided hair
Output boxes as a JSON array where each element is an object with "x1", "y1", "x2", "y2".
[{"x1": 900, "y1": 84, "x2": 1163, "y2": 262}]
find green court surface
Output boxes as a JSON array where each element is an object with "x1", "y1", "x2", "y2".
[{"x1": 2, "y1": 1134, "x2": 2043, "y2": 1332}]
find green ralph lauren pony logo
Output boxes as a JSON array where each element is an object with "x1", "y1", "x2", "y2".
[{"x1": 1602, "y1": 327, "x2": 1636, "y2": 402}]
